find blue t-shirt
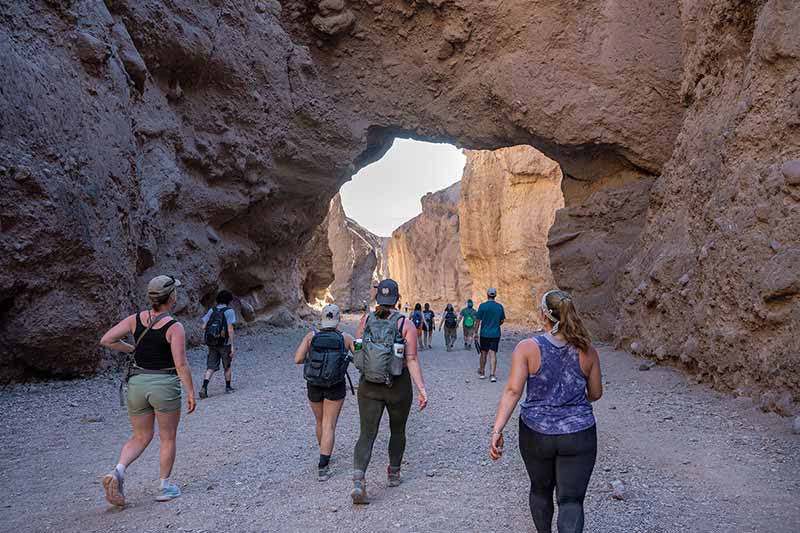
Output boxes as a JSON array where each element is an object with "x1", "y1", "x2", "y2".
[
  {"x1": 476, "y1": 300, "x2": 505, "y2": 338},
  {"x1": 202, "y1": 305, "x2": 237, "y2": 345}
]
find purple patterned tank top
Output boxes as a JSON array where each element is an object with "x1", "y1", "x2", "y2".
[{"x1": 520, "y1": 334, "x2": 595, "y2": 435}]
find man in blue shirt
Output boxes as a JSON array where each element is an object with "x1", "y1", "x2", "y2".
[
  {"x1": 475, "y1": 288, "x2": 505, "y2": 382},
  {"x1": 200, "y1": 290, "x2": 237, "y2": 398}
]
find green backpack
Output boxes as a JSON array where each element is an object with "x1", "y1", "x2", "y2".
[
  {"x1": 354, "y1": 311, "x2": 404, "y2": 385},
  {"x1": 464, "y1": 313, "x2": 475, "y2": 328}
]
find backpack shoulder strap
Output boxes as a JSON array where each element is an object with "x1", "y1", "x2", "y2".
[{"x1": 135, "y1": 312, "x2": 171, "y2": 347}]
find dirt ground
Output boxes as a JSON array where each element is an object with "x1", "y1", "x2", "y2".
[{"x1": 1, "y1": 319, "x2": 798, "y2": 533}]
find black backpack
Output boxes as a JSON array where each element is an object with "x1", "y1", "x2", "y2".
[
  {"x1": 204, "y1": 307, "x2": 229, "y2": 347},
  {"x1": 304, "y1": 329, "x2": 352, "y2": 389},
  {"x1": 444, "y1": 310, "x2": 458, "y2": 328}
]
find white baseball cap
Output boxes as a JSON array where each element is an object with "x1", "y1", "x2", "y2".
[{"x1": 321, "y1": 304, "x2": 341, "y2": 329}]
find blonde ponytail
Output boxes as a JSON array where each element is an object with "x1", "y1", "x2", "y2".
[{"x1": 542, "y1": 290, "x2": 592, "y2": 352}]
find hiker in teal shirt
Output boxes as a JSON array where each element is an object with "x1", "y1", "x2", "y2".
[
  {"x1": 460, "y1": 299, "x2": 478, "y2": 350},
  {"x1": 475, "y1": 288, "x2": 506, "y2": 382}
]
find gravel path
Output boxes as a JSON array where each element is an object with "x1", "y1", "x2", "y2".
[{"x1": 1, "y1": 319, "x2": 798, "y2": 532}]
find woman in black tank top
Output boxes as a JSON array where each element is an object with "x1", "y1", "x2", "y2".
[{"x1": 99, "y1": 275, "x2": 196, "y2": 507}]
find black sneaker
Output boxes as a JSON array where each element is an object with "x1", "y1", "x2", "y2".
[
  {"x1": 225, "y1": 386, "x2": 235, "y2": 394},
  {"x1": 199, "y1": 388, "x2": 208, "y2": 399},
  {"x1": 318, "y1": 465, "x2": 331, "y2": 482}
]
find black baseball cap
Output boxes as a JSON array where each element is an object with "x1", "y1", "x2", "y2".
[{"x1": 375, "y1": 278, "x2": 400, "y2": 305}]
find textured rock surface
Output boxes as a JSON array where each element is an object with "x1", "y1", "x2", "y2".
[
  {"x1": 326, "y1": 195, "x2": 389, "y2": 311},
  {"x1": 615, "y1": 0, "x2": 800, "y2": 398},
  {"x1": 388, "y1": 182, "x2": 471, "y2": 310},
  {"x1": 460, "y1": 147, "x2": 564, "y2": 328},
  {"x1": 2, "y1": 0, "x2": 798, "y2": 404}
]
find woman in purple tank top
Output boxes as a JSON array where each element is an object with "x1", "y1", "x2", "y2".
[{"x1": 489, "y1": 290, "x2": 603, "y2": 533}]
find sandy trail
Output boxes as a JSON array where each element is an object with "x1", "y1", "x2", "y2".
[{"x1": 1, "y1": 319, "x2": 798, "y2": 532}]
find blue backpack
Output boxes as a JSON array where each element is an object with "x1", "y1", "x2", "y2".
[{"x1": 411, "y1": 310, "x2": 423, "y2": 328}]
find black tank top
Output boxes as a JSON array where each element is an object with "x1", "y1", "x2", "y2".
[{"x1": 134, "y1": 312, "x2": 178, "y2": 370}]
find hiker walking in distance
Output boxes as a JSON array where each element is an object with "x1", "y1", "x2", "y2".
[
  {"x1": 489, "y1": 290, "x2": 602, "y2": 533},
  {"x1": 460, "y1": 299, "x2": 478, "y2": 350},
  {"x1": 350, "y1": 279, "x2": 428, "y2": 504},
  {"x1": 199, "y1": 290, "x2": 237, "y2": 398},
  {"x1": 293, "y1": 304, "x2": 355, "y2": 481},
  {"x1": 99, "y1": 275, "x2": 196, "y2": 506},
  {"x1": 475, "y1": 288, "x2": 506, "y2": 382},
  {"x1": 422, "y1": 302, "x2": 435, "y2": 349},
  {"x1": 411, "y1": 303, "x2": 425, "y2": 351},
  {"x1": 439, "y1": 303, "x2": 460, "y2": 352}
]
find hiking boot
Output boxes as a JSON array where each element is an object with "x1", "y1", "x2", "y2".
[
  {"x1": 155, "y1": 481, "x2": 182, "y2": 502},
  {"x1": 225, "y1": 386, "x2": 235, "y2": 394},
  {"x1": 102, "y1": 469, "x2": 125, "y2": 507},
  {"x1": 199, "y1": 388, "x2": 208, "y2": 399},
  {"x1": 318, "y1": 465, "x2": 331, "y2": 482},
  {"x1": 387, "y1": 466, "x2": 401, "y2": 487},
  {"x1": 490, "y1": 375, "x2": 497, "y2": 383},
  {"x1": 351, "y1": 471, "x2": 369, "y2": 505}
]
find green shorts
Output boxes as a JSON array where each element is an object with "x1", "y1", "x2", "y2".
[{"x1": 127, "y1": 373, "x2": 182, "y2": 416}]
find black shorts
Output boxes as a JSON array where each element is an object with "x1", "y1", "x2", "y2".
[
  {"x1": 307, "y1": 380, "x2": 347, "y2": 402},
  {"x1": 480, "y1": 336, "x2": 500, "y2": 352},
  {"x1": 207, "y1": 345, "x2": 232, "y2": 370}
]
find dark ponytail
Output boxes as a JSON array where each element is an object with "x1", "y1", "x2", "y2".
[
  {"x1": 374, "y1": 304, "x2": 394, "y2": 319},
  {"x1": 543, "y1": 290, "x2": 592, "y2": 353}
]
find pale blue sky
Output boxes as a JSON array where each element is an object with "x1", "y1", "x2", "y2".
[{"x1": 339, "y1": 139, "x2": 466, "y2": 237}]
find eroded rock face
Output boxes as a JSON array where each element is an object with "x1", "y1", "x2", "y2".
[
  {"x1": 615, "y1": 0, "x2": 800, "y2": 397},
  {"x1": 2, "y1": 0, "x2": 798, "y2": 404},
  {"x1": 460, "y1": 147, "x2": 564, "y2": 328},
  {"x1": 388, "y1": 182, "x2": 471, "y2": 311},
  {"x1": 326, "y1": 195, "x2": 389, "y2": 311}
]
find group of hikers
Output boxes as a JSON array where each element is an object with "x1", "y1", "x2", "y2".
[{"x1": 100, "y1": 274, "x2": 603, "y2": 532}]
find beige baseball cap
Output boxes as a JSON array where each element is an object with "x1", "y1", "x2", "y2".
[
  {"x1": 321, "y1": 303, "x2": 341, "y2": 329},
  {"x1": 147, "y1": 275, "x2": 181, "y2": 298}
]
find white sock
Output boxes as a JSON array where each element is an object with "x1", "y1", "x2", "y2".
[
  {"x1": 160, "y1": 478, "x2": 169, "y2": 489},
  {"x1": 115, "y1": 464, "x2": 126, "y2": 478}
]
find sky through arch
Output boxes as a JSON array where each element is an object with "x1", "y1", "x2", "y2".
[{"x1": 339, "y1": 138, "x2": 466, "y2": 237}]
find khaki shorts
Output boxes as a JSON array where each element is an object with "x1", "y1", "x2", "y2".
[{"x1": 127, "y1": 373, "x2": 181, "y2": 416}]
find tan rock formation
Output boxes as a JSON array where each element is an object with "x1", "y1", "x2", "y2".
[
  {"x1": 2, "y1": 0, "x2": 798, "y2": 404},
  {"x1": 388, "y1": 182, "x2": 471, "y2": 311},
  {"x1": 460, "y1": 147, "x2": 564, "y2": 328},
  {"x1": 326, "y1": 195, "x2": 389, "y2": 311}
]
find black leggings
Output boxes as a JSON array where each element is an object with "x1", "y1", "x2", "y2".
[
  {"x1": 519, "y1": 419, "x2": 597, "y2": 533},
  {"x1": 353, "y1": 369, "x2": 413, "y2": 472}
]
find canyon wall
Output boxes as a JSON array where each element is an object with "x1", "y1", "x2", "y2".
[
  {"x1": 461, "y1": 146, "x2": 564, "y2": 328},
  {"x1": 388, "y1": 182, "x2": 471, "y2": 311},
  {"x1": 326, "y1": 195, "x2": 389, "y2": 311},
  {"x1": 2, "y1": 0, "x2": 798, "y2": 402}
]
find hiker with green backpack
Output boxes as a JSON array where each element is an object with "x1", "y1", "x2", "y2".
[
  {"x1": 460, "y1": 299, "x2": 478, "y2": 350},
  {"x1": 293, "y1": 303, "x2": 355, "y2": 481},
  {"x1": 350, "y1": 279, "x2": 428, "y2": 504}
]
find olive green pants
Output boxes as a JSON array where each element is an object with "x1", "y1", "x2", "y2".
[{"x1": 353, "y1": 369, "x2": 413, "y2": 472}]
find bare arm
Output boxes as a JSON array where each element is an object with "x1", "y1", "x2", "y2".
[
  {"x1": 100, "y1": 315, "x2": 135, "y2": 354},
  {"x1": 227, "y1": 324, "x2": 236, "y2": 358},
  {"x1": 402, "y1": 321, "x2": 427, "y2": 410},
  {"x1": 343, "y1": 333, "x2": 355, "y2": 353},
  {"x1": 167, "y1": 323, "x2": 195, "y2": 414},
  {"x1": 490, "y1": 339, "x2": 537, "y2": 460},
  {"x1": 355, "y1": 315, "x2": 367, "y2": 338},
  {"x1": 584, "y1": 345, "x2": 603, "y2": 402},
  {"x1": 293, "y1": 332, "x2": 314, "y2": 364}
]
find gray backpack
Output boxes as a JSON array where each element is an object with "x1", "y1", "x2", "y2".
[{"x1": 354, "y1": 311, "x2": 404, "y2": 385}]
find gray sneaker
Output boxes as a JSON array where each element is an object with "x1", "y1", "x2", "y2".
[
  {"x1": 351, "y1": 472, "x2": 369, "y2": 505},
  {"x1": 318, "y1": 465, "x2": 331, "y2": 482},
  {"x1": 102, "y1": 469, "x2": 125, "y2": 507},
  {"x1": 155, "y1": 481, "x2": 181, "y2": 502},
  {"x1": 387, "y1": 466, "x2": 401, "y2": 487}
]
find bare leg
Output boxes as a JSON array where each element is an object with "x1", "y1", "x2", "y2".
[
  {"x1": 479, "y1": 350, "x2": 488, "y2": 375},
  {"x1": 118, "y1": 413, "x2": 155, "y2": 467},
  {"x1": 309, "y1": 400, "x2": 324, "y2": 446},
  {"x1": 320, "y1": 398, "x2": 345, "y2": 456},
  {"x1": 203, "y1": 369, "x2": 215, "y2": 382},
  {"x1": 489, "y1": 350, "x2": 498, "y2": 377},
  {"x1": 224, "y1": 367, "x2": 232, "y2": 383},
  {"x1": 155, "y1": 410, "x2": 181, "y2": 479}
]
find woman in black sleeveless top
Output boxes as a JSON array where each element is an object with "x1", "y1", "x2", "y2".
[{"x1": 99, "y1": 275, "x2": 196, "y2": 507}]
